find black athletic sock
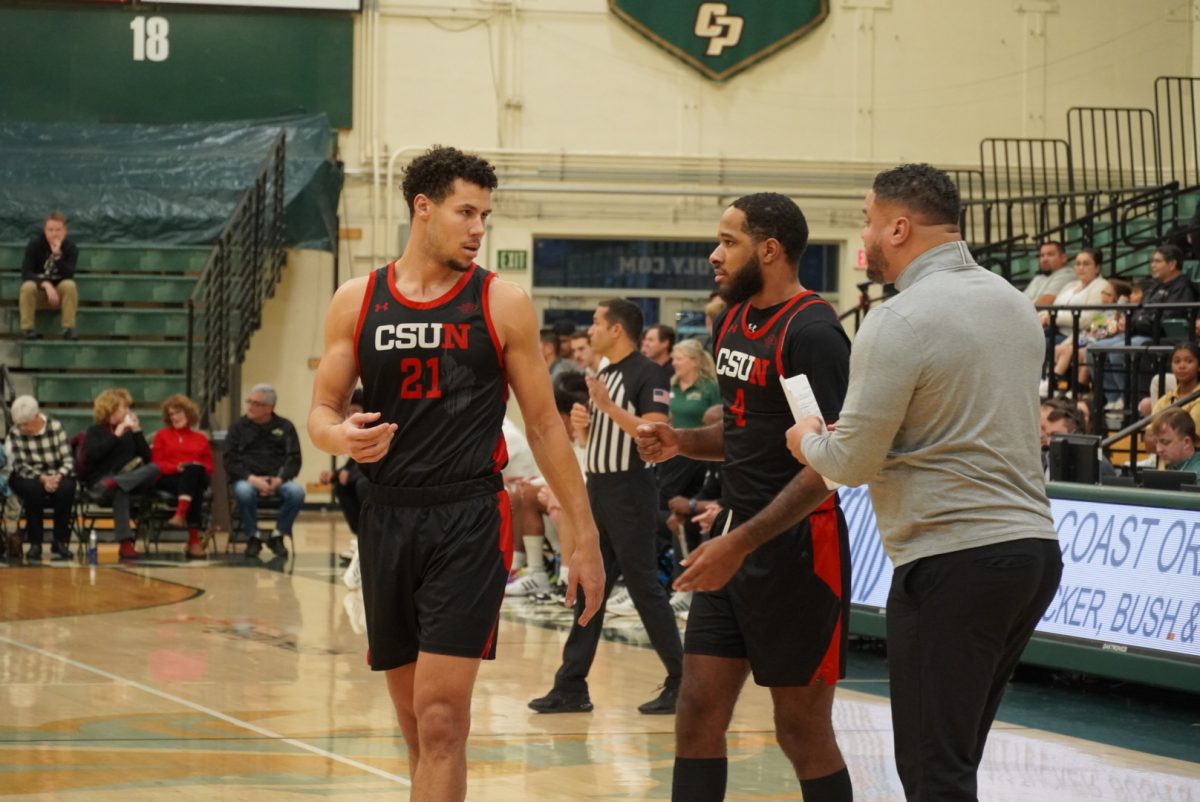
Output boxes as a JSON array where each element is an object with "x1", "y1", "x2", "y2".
[
  {"x1": 672, "y1": 757, "x2": 727, "y2": 802},
  {"x1": 799, "y1": 766, "x2": 853, "y2": 802}
]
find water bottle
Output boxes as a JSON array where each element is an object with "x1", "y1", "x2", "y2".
[{"x1": 87, "y1": 529, "x2": 98, "y2": 566}]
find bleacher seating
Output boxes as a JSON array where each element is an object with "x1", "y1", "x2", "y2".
[{"x1": 0, "y1": 242, "x2": 207, "y2": 435}]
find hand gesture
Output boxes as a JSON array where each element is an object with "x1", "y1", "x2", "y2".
[
  {"x1": 691, "y1": 503, "x2": 721, "y2": 534},
  {"x1": 635, "y1": 422, "x2": 679, "y2": 464},
  {"x1": 569, "y1": 402, "x2": 590, "y2": 440},
  {"x1": 337, "y1": 411, "x2": 398, "y2": 464},
  {"x1": 785, "y1": 416, "x2": 824, "y2": 463},
  {"x1": 564, "y1": 538, "x2": 606, "y2": 627},
  {"x1": 674, "y1": 529, "x2": 750, "y2": 593},
  {"x1": 584, "y1": 374, "x2": 613, "y2": 413}
]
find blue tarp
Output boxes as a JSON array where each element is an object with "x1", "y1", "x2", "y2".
[{"x1": 0, "y1": 113, "x2": 342, "y2": 251}]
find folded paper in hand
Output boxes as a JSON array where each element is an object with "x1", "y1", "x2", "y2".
[{"x1": 779, "y1": 374, "x2": 841, "y2": 490}]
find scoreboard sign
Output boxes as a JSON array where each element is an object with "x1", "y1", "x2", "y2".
[{"x1": 0, "y1": 5, "x2": 352, "y2": 126}]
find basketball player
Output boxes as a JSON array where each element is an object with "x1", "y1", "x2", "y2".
[
  {"x1": 636, "y1": 193, "x2": 854, "y2": 802},
  {"x1": 308, "y1": 145, "x2": 604, "y2": 802}
]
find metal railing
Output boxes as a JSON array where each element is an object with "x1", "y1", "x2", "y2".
[{"x1": 185, "y1": 132, "x2": 286, "y2": 426}]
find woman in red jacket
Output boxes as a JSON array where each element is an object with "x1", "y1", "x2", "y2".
[{"x1": 152, "y1": 394, "x2": 213, "y2": 559}]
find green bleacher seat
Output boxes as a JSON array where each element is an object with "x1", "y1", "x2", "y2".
[
  {"x1": 0, "y1": 243, "x2": 207, "y2": 274},
  {"x1": 2, "y1": 307, "x2": 189, "y2": 338},
  {"x1": 0, "y1": 274, "x2": 195, "y2": 303},
  {"x1": 18, "y1": 341, "x2": 186, "y2": 371}
]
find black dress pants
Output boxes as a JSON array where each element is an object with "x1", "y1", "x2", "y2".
[
  {"x1": 886, "y1": 537, "x2": 1063, "y2": 802},
  {"x1": 11, "y1": 475, "x2": 76, "y2": 546},
  {"x1": 554, "y1": 470, "x2": 684, "y2": 694}
]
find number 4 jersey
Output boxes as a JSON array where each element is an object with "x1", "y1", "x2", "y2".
[
  {"x1": 354, "y1": 261, "x2": 509, "y2": 487},
  {"x1": 712, "y1": 290, "x2": 850, "y2": 518}
]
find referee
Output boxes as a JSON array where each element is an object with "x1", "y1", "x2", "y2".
[{"x1": 530, "y1": 298, "x2": 684, "y2": 715}]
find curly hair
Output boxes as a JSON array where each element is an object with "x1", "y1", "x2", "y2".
[
  {"x1": 872, "y1": 163, "x2": 961, "y2": 226},
  {"x1": 161, "y1": 393, "x2": 201, "y2": 428},
  {"x1": 93, "y1": 388, "x2": 132, "y2": 423},
  {"x1": 402, "y1": 145, "x2": 498, "y2": 215},
  {"x1": 730, "y1": 193, "x2": 809, "y2": 266}
]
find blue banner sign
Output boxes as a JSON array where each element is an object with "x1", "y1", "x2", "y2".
[{"x1": 840, "y1": 485, "x2": 1200, "y2": 662}]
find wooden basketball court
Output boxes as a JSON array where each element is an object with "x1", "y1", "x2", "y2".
[{"x1": 1, "y1": 514, "x2": 1197, "y2": 800}]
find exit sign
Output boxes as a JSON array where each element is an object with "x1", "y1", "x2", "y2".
[{"x1": 496, "y1": 249, "x2": 528, "y2": 271}]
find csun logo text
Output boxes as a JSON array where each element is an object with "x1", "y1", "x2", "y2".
[{"x1": 375, "y1": 323, "x2": 470, "y2": 351}]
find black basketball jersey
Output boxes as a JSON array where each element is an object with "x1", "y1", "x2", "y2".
[
  {"x1": 354, "y1": 262, "x2": 508, "y2": 487},
  {"x1": 712, "y1": 290, "x2": 850, "y2": 517}
]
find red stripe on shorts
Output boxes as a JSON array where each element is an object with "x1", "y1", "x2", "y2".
[
  {"x1": 479, "y1": 489, "x2": 514, "y2": 659},
  {"x1": 809, "y1": 503, "x2": 844, "y2": 686}
]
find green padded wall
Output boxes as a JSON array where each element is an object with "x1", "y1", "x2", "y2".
[{"x1": 0, "y1": 3, "x2": 352, "y2": 127}]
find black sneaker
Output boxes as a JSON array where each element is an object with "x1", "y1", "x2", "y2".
[
  {"x1": 637, "y1": 684, "x2": 679, "y2": 715},
  {"x1": 22, "y1": 330, "x2": 41, "y2": 341},
  {"x1": 244, "y1": 537, "x2": 263, "y2": 558},
  {"x1": 267, "y1": 535, "x2": 289, "y2": 559},
  {"x1": 51, "y1": 542, "x2": 73, "y2": 561},
  {"x1": 62, "y1": 328, "x2": 78, "y2": 341},
  {"x1": 26, "y1": 543, "x2": 43, "y2": 561},
  {"x1": 528, "y1": 689, "x2": 593, "y2": 713}
]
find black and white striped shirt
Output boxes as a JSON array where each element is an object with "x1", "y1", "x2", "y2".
[{"x1": 586, "y1": 352, "x2": 670, "y2": 474}]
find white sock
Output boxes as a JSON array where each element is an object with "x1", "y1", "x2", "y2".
[
  {"x1": 558, "y1": 564, "x2": 569, "y2": 586},
  {"x1": 523, "y1": 535, "x2": 546, "y2": 574},
  {"x1": 511, "y1": 550, "x2": 527, "y2": 571}
]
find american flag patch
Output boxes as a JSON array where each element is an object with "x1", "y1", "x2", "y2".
[{"x1": 653, "y1": 388, "x2": 670, "y2": 405}]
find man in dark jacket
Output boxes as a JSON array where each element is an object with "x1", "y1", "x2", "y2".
[
  {"x1": 20, "y1": 212, "x2": 79, "y2": 341},
  {"x1": 1089, "y1": 244, "x2": 1198, "y2": 408},
  {"x1": 224, "y1": 383, "x2": 304, "y2": 559}
]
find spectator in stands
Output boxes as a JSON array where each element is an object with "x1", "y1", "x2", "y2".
[
  {"x1": 703, "y1": 295, "x2": 726, "y2": 337},
  {"x1": 1024, "y1": 241, "x2": 1075, "y2": 306},
  {"x1": 20, "y1": 212, "x2": 79, "y2": 341},
  {"x1": 320, "y1": 388, "x2": 368, "y2": 564},
  {"x1": 1149, "y1": 407, "x2": 1200, "y2": 478},
  {"x1": 151, "y1": 393, "x2": 213, "y2": 560},
  {"x1": 224, "y1": 383, "x2": 304, "y2": 559},
  {"x1": 1140, "y1": 341, "x2": 1200, "y2": 430},
  {"x1": 552, "y1": 318, "x2": 577, "y2": 361},
  {"x1": 6, "y1": 395, "x2": 75, "y2": 562},
  {"x1": 1088, "y1": 245, "x2": 1198, "y2": 409},
  {"x1": 641, "y1": 324, "x2": 676, "y2": 383},
  {"x1": 541, "y1": 329, "x2": 577, "y2": 381},
  {"x1": 1039, "y1": 248, "x2": 1110, "y2": 343},
  {"x1": 0, "y1": 438, "x2": 22, "y2": 563},
  {"x1": 570, "y1": 331, "x2": 600, "y2": 375},
  {"x1": 1047, "y1": 277, "x2": 1131, "y2": 393},
  {"x1": 83, "y1": 389, "x2": 161, "y2": 559}
]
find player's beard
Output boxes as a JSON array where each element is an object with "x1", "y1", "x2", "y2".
[
  {"x1": 718, "y1": 253, "x2": 764, "y2": 304},
  {"x1": 446, "y1": 257, "x2": 472, "y2": 273}
]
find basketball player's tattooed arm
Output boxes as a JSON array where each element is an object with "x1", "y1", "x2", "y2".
[
  {"x1": 674, "y1": 468, "x2": 833, "y2": 593},
  {"x1": 308, "y1": 277, "x2": 398, "y2": 463},
  {"x1": 491, "y1": 279, "x2": 606, "y2": 627},
  {"x1": 635, "y1": 421, "x2": 724, "y2": 463}
]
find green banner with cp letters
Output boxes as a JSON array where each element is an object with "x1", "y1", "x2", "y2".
[{"x1": 609, "y1": 1, "x2": 829, "y2": 82}]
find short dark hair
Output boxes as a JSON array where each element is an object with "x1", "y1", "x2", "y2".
[
  {"x1": 872, "y1": 163, "x2": 961, "y2": 226},
  {"x1": 1150, "y1": 406, "x2": 1198, "y2": 443},
  {"x1": 647, "y1": 324, "x2": 676, "y2": 348},
  {"x1": 554, "y1": 372, "x2": 589, "y2": 414},
  {"x1": 1157, "y1": 243, "x2": 1185, "y2": 269},
  {"x1": 599, "y1": 298, "x2": 644, "y2": 343},
  {"x1": 402, "y1": 145, "x2": 498, "y2": 215},
  {"x1": 1041, "y1": 397, "x2": 1082, "y2": 433},
  {"x1": 730, "y1": 193, "x2": 809, "y2": 266},
  {"x1": 1040, "y1": 241, "x2": 1066, "y2": 255},
  {"x1": 1078, "y1": 247, "x2": 1103, "y2": 268}
]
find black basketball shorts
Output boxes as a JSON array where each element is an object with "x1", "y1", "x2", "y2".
[
  {"x1": 358, "y1": 485, "x2": 512, "y2": 670},
  {"x1": 684, "y1": 501, "x2": 850, "y2": 687}
]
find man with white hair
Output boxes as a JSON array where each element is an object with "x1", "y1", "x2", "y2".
[
  {"x1": 224, "y1": 383, "x2": 304, "y2": 559},
  {"x1": 5, "y1": 395, "x2": 76, "y2": 561}
]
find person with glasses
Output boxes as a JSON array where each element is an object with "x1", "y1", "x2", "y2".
[{"x1": 224, "y1": 384, "x2": 304, "y2": 559}]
